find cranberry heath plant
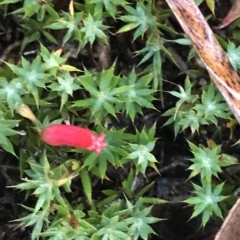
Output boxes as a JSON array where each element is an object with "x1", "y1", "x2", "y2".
[
  {"x1": 0, "y1": 1, "x2": 164, "y2": 238},
  {"x1": 0, "y1": 0, "x2": 239, "y2": 238}
]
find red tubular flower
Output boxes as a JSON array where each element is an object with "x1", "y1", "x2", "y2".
[{"x1": 40, "y1": 124, "x2": 107, "y2": 155}]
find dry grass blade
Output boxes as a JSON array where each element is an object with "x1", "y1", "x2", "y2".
[{"x1": 165, "y1": 0, "x2": 240, "y2": 124}]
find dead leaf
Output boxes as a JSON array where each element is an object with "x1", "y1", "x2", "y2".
[
  {"x1": 216, "y1": 0, "x2": 240, "y2": 29},
  {"x1": 165, "y1": 0, "x2": 240, "y2": 124},
  {"x1": 214, "y1": 197, "x2": 240, "y2": 240}
]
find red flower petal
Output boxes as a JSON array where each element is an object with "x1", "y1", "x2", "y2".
[{"x1": 40, "y1": 124, "x2": 107, "y2": 155}]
